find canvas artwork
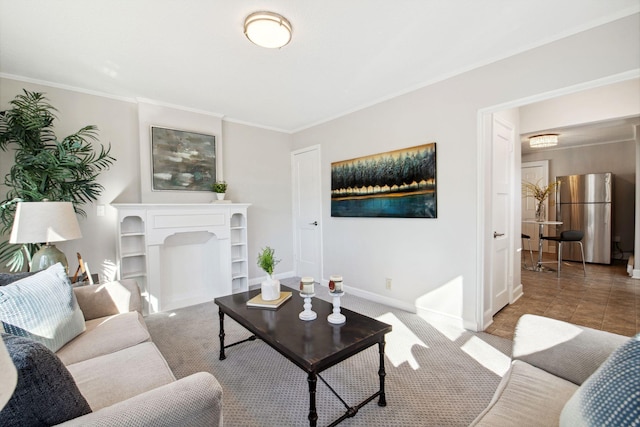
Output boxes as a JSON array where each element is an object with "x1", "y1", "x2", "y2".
[
  {"x1": 151, "y1": 127, "x2": 217, "y2": 191},
  {"x1": 331, "y1": 143, "x2": 437, "y2": 218}
]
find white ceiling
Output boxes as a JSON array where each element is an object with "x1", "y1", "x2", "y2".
[
  {"x1": 521, "y1": 116, "x2": 640, "y2": 155},
  {"x1": 1, "y1": 1, "x2": 639, "y2": 133}
]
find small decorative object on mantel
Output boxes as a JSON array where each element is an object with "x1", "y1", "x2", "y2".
[
  {"x1": 523, "y1": 179, "x2": 559, "y2": 222},
  {"x1": 257, "y1": 246, "x2": 281, "y2": 301},
  {"x1": 299, "y1": 277, "x2": 317, "y2": 321},
  {"x1": 212, "y1": 181, "x2": 228, "y2": 201},
  {"x1": 327, "y1": 275, "x2": 346, "y2": 324}
]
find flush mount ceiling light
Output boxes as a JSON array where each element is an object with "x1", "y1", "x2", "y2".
[
  {"x1": 244, "y1": 11, "x2": 292, "y2": 49},
  {"x1": 529, "y1": 134, "x2": 559, "y2": 148}
]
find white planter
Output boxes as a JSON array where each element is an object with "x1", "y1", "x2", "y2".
[
  {"x1": 261, "y1": 275, "x2": 281, "y2": 301},
  {"x1": 215, "y1": 193, "x2": 226, "y2": 200}
]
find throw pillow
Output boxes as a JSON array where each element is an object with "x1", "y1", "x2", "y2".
[
  {"x1": 0, "y1": 333, "x2": 92, "y2": 426},
  {"x1": 0, "y1": 263, "x2": 85, "y2": 352},
  {"x1": 0, "y1": 272, "x2": 35, "y2": 287},
  {"x1": 560, "y1": 334, "x2": 639, "y2": 426}
]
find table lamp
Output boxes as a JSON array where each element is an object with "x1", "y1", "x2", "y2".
[
  {"x1": 9, "y1": 201, "x2": 82, "y2": 273},
  {"x1": 0, "y1": 338, "x2": 17, "y2": 410}
]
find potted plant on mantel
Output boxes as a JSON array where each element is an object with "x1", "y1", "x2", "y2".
[
  {"x1": 523, "y1": 179, "x2": 559, "y2": 222},
  {"x1": 257, "y1": 246, "x2": 281, "y2": 301},
  {"x1": 212, "y1": 181, "x2": 227, "y2": 200}
]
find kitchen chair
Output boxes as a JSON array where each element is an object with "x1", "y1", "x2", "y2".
[
  {"x1": 540, "y1": 230, "x2": 586, "y2": 277},
  {"x1": 521, "y1": 233, "x2": 534, "y2": 269}
]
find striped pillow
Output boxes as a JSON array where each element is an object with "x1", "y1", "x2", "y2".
[{"x1": 0, "y1": 263, "x2": 85, "y2": 352}]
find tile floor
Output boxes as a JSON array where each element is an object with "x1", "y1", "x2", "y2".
[{"x1": 486, "y1": 252, "x2": 639, "y2": 340}]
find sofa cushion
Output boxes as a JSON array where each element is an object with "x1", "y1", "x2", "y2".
[
  {"x1": 0, "y1": 333, "x2": 91, "y2": 426},
  {"x1": 56, "y1": 311, "x2": 151, "y2": 365},
  {"x1": 470, "y1": 360, "x2": 578, "y2": 427},
  {"x1": 0, "y1": 263, "x2": 85, "y2": 352},
  {"x1": 560, "y1": 334, "x2": 639, "y2": 426},
  {"x1": 66, "y1": 341, "x2": 176, "y2": 411},
  {"x1": 0, "y1": 272, "x2": 35, "y2": 286}
]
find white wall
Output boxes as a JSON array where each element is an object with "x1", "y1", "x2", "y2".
[
  {"x1": 291, "y1": 14, "x2": 640, "y2": 329},
  {"x1": 0, "y1": 78, "x2": 294, "y2": 282}
]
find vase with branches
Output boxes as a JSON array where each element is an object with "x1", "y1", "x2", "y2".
[
  {"x1": 522, "y1": 179, "x2": 559, "y2": 222},
  {"x1": 0, "y1": 90, "x2": 116, "y2": 271}
]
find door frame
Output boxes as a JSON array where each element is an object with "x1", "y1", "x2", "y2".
[
  {"x1": 475, "y1": 71, "x2": 639, "y2": 331},
  {"x1": 291, "y1": 145, "x2": 324, "y2": 281}
]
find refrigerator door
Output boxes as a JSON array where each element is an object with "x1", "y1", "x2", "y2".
[
  {"x1": 558, "y1": 202, "x2": 611, "y2": 264},
  {"x1": 557, "y1": 173, "x2": 612, "y2": 204}
]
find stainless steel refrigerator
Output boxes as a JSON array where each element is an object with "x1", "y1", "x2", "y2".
[{"x1": 555, "y1": 173, "x2": 612, "y2": 264}]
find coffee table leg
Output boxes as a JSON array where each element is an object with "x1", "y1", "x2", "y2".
[
  {"x1": 218, "y1": 309, "x2": 226, "y2": 360},
  {"x1": 307, "y1": 372, "x2": 318, "y2": 427},
  {"x1": 378, "y1": 339, "x2": 387, "y2": 406}
]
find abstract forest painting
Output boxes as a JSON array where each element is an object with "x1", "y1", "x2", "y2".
[
  {"x1": 331, "y1": 143, "x2": 437, "y2": 218},
  {"x1": 151, "y1": 126, "x2": 217, "y2": 191}
]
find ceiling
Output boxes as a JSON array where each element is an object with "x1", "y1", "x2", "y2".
[
  {"x1": 521, "y1": 116, "x2": 640, "y2": 155},
  {"x1": 1, "y1": 1, "x2": 639, "y2": 133}
]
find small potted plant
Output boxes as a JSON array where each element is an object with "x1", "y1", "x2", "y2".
[
  {"x1": 212, "y1": 181, "x2": 227, "y2": 200},
  {"x1": 257, "y1": 246, "x2": 281, "y2": 301}
]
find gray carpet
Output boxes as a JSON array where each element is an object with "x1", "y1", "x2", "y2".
[{"x1": 146, "y1": 280, "x2": 512, "y2": 426}]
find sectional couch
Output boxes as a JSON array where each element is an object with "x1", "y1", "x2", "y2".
[{"x1": 0, "y1": 267, "x2": 223, "y2": 426}]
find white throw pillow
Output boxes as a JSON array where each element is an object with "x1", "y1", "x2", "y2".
[{"x1": 0, "y1": 263, "x2": 85, "y2": 352}]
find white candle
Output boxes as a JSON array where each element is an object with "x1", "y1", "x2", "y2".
[
  {"x1": 300, "y1": 277, "x2": 314, "y2": 294},
  {"x1": 329, "y1": 275, "x2": 343, "y2": 293}
]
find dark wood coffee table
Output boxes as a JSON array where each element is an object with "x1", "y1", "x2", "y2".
[{"x1": 215, "y1": 286, "x2": 392, "y2": 427}]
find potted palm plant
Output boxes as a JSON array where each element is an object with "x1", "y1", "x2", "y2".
[
  {"x1": 0, "y1": 90, "x2": 115, "y2": 271},
  {"x1": 257, "y1": 246, "x2": 281, "y2": 300}
]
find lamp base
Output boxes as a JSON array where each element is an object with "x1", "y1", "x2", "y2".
[{"x1": 31, "y1": 245, "x2": 68, "y2": 273}]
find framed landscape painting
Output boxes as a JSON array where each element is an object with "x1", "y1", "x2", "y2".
[
  {"x1": 331, "y1": 143, "x2": 437, "y2": 218},
  {"x1": 151, "y1": 126, "x2": 217, "y2": 191}
]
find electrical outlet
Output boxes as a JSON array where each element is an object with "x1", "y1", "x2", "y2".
[
  {"x1": 613, "y1": 235, "x2": 621, "y2": 243},
  {"x1": 96, "y1": 204, "x2": 105, "y2": 217},
  {"x1": 385, "y1": 278, "x2": 392, "y2": 290}
]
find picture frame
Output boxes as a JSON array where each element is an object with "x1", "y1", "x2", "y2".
[
  {"x1": 331, "y1": 143, "x2": 437, "y2": 218},
  {"x1": 150, "y1": 126, "x2": 217, "y2": 192}
]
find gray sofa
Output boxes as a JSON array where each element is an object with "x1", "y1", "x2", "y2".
[
  {"x1": 471, "y1": 314, "x2": 631, "y2": 426},
  {"x1": 55, "y1": 279, "x2": 223, "y2": 426}
]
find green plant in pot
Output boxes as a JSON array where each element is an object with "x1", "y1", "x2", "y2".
[
  {"x1": 257, "y1": 246, "x2": 281, "y2": 301},
  {"x1": 0, "y1": 90, "x2": 116, "y2": 271},
  {"x1": 212, "y1": 181, "x2": 227, "y2": 200}
]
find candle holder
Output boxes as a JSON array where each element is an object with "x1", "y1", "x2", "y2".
[
  {"x1": 299, "y1": 292, "x2": 317, "y2": 321},
  {"x1": 327, "y1": 291, "x2": 346, "y2": 324}
]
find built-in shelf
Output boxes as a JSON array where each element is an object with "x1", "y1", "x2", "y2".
[{"x1": 113, "y1": 203, "x2": 250, "y2": 314}]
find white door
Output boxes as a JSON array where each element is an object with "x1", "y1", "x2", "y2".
[
  {"x1": 521, "y1": 161, "x2": 549, "y2": 254},
  {"x1": 291, "y1": 146, "x2": 322, "y2": 282},
  {"x1": 490, "y1": 117, "x2": 513, "y2": 316}
]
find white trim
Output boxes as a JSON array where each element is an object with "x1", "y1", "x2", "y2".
[
  {"x1": 136, "y1": 97, "x2": 224, "y2": 119},
  {"x1": 223, "y1": 116, "x2": 291, "y2": 135},
  {"x1": 344, "y1": 284, "x2": 417, "y2": 314},
  {"x1": 0, "y1": 72, "x2": 136, "y2": 104}
]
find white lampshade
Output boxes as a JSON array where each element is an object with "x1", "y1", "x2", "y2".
[
  {"x1": 244, "y1": 11, "x2": 292, "y2": 49},
  {"x1": 0, "y1": 338, "x2": 17, "y2": 410},
  {"x1": 10, "y1": 201, "x2": 82, "y2": 245},
  {"x1": 529, "y1": 134, "x2": 558, "y2": 148},
  {"x1": 10, "y1": 201, "x2": 82, "y2": 272}
]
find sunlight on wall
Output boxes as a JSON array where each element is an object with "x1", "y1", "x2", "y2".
[
  {"x1": 376, "y1": 312, "x2": 428, "y2": 370},
  {"x1": 420, "y1": 313, "x2": 464, "y2": 342},
  {"x1": 415, "y1": 275, "x2": 463, "y2": 319},
  {"x1": 100, "y1": 259, "x2": 118, "y2": 282},
  {"x1": 461, "y1": 336, "x2": 511, "y2": 377}
]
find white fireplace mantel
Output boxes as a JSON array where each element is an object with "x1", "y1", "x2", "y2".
[{"x1": 112, "y1": 203, "x2": 250, "y2": 313}]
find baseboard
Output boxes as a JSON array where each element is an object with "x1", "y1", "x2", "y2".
[
  {"x1": 345, "y1": 285, "x2": 417, "y2": 313},
  {"x1": 416, "y1": 307, "x2": 466, "y2": 329}
]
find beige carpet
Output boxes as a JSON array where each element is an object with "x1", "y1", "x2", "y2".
[{"x1": 146, "y1": 280, "x2": 512, "y2": 426}]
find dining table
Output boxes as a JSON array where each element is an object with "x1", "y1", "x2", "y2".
[{"x1": 522, "y1": 219, "x2": 562, "y2": 271}]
